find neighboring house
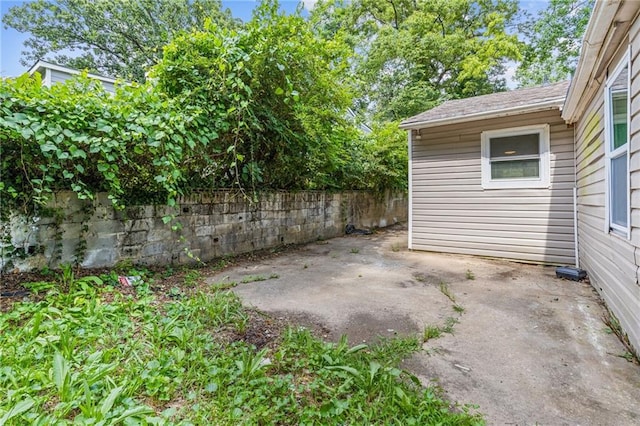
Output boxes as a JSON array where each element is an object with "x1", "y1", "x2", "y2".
[
  {"x1": 346, "y1": 107, "x2": 372, "y2": 134},
  {"x1": 400, "y1": 81, "x2": 575, "y2": 265},
  {"x1": 562, "y1": 0, "x2": 640, "y2": 355},
  {"x1": 400, "y1": 0, "x2": 640, "y2": 355},
  {"x1": 28, "y1": 60, "x2": 117, "y2": 93}
]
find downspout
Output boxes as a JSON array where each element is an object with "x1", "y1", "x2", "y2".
[
  {"x1": 407, "y1": 129, "x2": 413, "y2": 250},
  {"x1": 574, "y1": 187, "x2": 579, "y2": 269},
  {"x1": 573, "y1": 124, "x2": 579, "y2": 269}
]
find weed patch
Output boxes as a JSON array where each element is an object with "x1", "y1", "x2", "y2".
[
  {"x1": 423, "y1": 325, "x2": 443, "y2": 342},
  {"x1": 453, "y1": 304, "x2": 465, "y2": 313},
  {"x1": 422, "y1": 317, "x2": 459, "y2": 343},
  {"x1": 240, "y1": 273, "x2": 279, "y2": 284},
  {"x1": 602, "y1": 310, "x2": 639, "y2": 364},
  {"x1": 0, "y1": 271, "x2": 483, "y2": 424},
  {"x1": 439, "y1": 281, "x2": 456, "y2": 303}
]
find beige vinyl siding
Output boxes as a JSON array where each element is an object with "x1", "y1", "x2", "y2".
[
  {"x1": 411, "y1": 109, "x2": 575, "y2": 264},
  {"x1": 49, "y1": 68, "x2": 116, "y2": 93},
  {"x1": 571, "y1": 21, "x2": 640, "y2": 355}
]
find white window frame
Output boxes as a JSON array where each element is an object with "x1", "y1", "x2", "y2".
[
  {"x1": 604, "y1": 47, "x2": 631, "y2": 239},
  {"x1": 481, "y1": 124, "x2": 550, "y2": 189}
]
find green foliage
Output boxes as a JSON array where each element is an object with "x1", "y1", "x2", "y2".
[
  {"x1": 1, "y1": 1, "x2": 407, "y2": 217},
  {"x1": 0, "y1": 72, "x2": 214, "y2": 214},
  {"x1": 2, "y1": 0, "x2": 236, "y2": 82},
  {"x1": 152, "y1": 0, "x2": 361, "y2": 191},
  {"x1": 0, "y1": 271, "x2": 484, "y2": 424},
  {"x1": 423, "y1": 325, "x2": 443, "y2": 341},
  {"x1": 311, "y1": 0, "x2": 523, "y2": 121},
  {"x1": 361, "y1": 121, "x2": 408, "y2": 191},
  {"x1": 516, "y1": 0, "x2": 594, "y2": 87}
]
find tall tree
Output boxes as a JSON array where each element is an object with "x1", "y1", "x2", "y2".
[
  {"x1": 311, "y1": 0, "x2": 522, "y2": 121},
  {"x1": 2, "y1": 0, "x2": 236, "y2": 82},
  {"x1": 151, "y1": 0, "x2": 358, "y2": 190},
  {"x1": 516, "y1": 0, "x2": 593, "y2": 87}
]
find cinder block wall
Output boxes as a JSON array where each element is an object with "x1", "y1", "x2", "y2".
[{"x1": 2, "y1": 190, "x2": 407, "y2": 271}]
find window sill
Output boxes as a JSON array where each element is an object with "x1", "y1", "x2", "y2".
[{"x1": 608, "y1": 227, "x2": 630, "y2": 241}]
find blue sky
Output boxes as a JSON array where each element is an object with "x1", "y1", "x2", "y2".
[{"x1": 0, "y1": 0, "x2": 549, "y2": 78}]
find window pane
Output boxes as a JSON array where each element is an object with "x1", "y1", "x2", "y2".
[
  {"x1": 490, "y1": 133, "x2": 539, "y2": 158},
  {"x1": 611, "y1": 154, "x2": 628, "y2": 228},
  {"x1": 491, "y1": 159, "x2": 540, "y2": 179},
  {"x1": 612, "y1": 94, "x2": 628, "y2": 149},
  {"x1": 610, "y1": 63, "x2": 628, "y2": 150}
]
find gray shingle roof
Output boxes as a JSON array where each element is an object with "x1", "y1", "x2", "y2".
[{"x1": 400, "y1": 80, "x2": 570, "y2": 129}]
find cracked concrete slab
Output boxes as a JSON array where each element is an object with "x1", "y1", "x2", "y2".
[{"x1": 206, "y1": 225, "x2": 640, "y2": 425}]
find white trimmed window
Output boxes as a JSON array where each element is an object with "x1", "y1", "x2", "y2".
[
  {"x1": 604, "y1": 49, "x2": 630, "y2": 237},
  {"x1": 481, "y1": 124, "x2": 550, "y2": 189}
]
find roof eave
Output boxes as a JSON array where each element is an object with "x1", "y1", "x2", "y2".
[
  {"x1": 399, "y1": 99, "x2": 565, "y2": 130},
  {"x1": 562, "y1": 0, "x2": 638, "y2": 123},
  {"x1": 27, "y1": 59, "x2": 119, "y2": 84}
]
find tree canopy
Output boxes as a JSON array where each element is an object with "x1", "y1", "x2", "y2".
[
  {"x1": 0, "y1": 1, "x2": 407, "y2": 216},
  {"x1": 0, "y1": 0, "x2": 596, "y2": 212},
  {"x1": 516, "y1": 0, "x2": 594, "y2": 86},
  {"x1": 3, "y1": 0, "x2": 595, "y2": 115},
  {"x1": 310, "y1": 0, "x2": 523, "y2": 121},
  {"x1": 2, "y1": 0, "x2": 236, "y2": 82}
]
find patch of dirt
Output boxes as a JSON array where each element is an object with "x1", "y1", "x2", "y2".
[{"x1": 217, "y1": 310, "x2": 330, "y2": 351}]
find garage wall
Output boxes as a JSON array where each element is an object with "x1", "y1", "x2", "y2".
[{"x1": 410, "y1": 109, "x2": 575, "y2": 264}]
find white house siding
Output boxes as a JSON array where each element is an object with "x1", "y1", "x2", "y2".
[
  {"x1": 573, "y1": 23, "x2": 640, "y2": 354},
  {"x1": 411, "y1": 109, "x2": 575, "y2": 264},
  {"x1": 49, "y1": 68, "x2": 116, "y2": 93},
  {"x1": 50, "y1": 69, "x2": 72, "y2": 85}
]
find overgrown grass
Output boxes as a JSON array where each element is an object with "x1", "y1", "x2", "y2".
[{"x1": 0, "y1": 272, "x2": 484, "y2": 425}]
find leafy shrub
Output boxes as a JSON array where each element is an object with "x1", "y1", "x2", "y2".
[
  {"x1": 0, "y1": 0, "x2": 408, "y2": 219},
  {"x1": 0, "y1": 72, "x2": 214, "y2": 214},
  {"x1": 152, "y1": 0, "x2": 359, "y2": 191}
]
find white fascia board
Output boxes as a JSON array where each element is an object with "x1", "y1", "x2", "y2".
[
  {"x1": 28, "y1": 59, "x2": 118, "y2": 84},
  {"x1": 399, "y1": 99, "x2": 564, "y2": 130}
]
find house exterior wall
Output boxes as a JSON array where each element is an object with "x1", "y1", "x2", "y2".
[
  {"x1": 410, "y1": 109, "x2": 575, "y2": 264},
  {"x1": 46, "y1": 68, "x2": 116, "y2": 93},
  {"x1": 571, "y1": 21, "x2": 640, "y2": 354}
]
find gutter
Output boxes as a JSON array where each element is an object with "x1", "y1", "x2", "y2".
[
  {"x1": 563, "y1": 1, "x2": 624, "y2": 123},
  {"x1": 400, "y1": 99, "x2": 564, "y2": 130}
]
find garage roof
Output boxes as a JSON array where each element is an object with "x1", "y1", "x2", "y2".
[{"x1": 399, "y1": 80, "x2": 570, "y2": 130}]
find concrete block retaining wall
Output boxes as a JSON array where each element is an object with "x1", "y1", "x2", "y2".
[{"x1": 2, "y1": 190, "x2": 407, "y2": 271}]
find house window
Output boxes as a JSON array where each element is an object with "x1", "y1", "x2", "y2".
[
  {"x1": 605, "y1": 50, "x2": 630, "y2": 237},
  {"x1": 481, "y1": 125, "x2": 550, "y2": 189}
]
